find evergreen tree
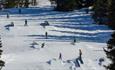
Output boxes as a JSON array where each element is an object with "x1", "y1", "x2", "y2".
[
  {"x1": 93, "y1": 0, "x2": 109, "y2": 24},
  {"x1": 83, "y1": 0, "x2": 95, "y2": 7},
  {"x1": 3, "y1": 0, "x2": 30, "y2": 8},
  {"x1": 106, "y1": 32, "x2": 115, "y2": 70},
  {"x1": 5, "y1": 0, "x2": 17, "y2": 8},
  {"x1": 49, "y1": 0, "x2": 95, "y2": 11},
  {"x1": 75, "y1": 0, "x2": 82, "y2": 9},
  {"x1": 93, "y1": 0, "x2": 115, "y2": 69},
  {"x1": 108, "y1": 0, "x2": 115, "y2": 29},
  {"x1": 55, "y1": 0, "x2": 77, "y2": 11}
]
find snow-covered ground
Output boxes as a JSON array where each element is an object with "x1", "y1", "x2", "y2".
[{"x1": 0, "y1": 1, "x2": 113, "y2": 70}]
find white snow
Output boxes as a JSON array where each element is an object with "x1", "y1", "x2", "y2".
[{"x1": 0, "y1": 1, "x2": 113, "y2": 70}]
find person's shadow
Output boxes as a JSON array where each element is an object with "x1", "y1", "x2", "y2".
[
  {"x1": 78, "y1": 56, "x2": 84, "y2": 64},
  {"x1": 74, "y1": 56, "x2": 84, "y2": 67}
]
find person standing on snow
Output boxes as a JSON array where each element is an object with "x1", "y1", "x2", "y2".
[
  {"x1": 79, "y1": 49, "x2": 82, "y2": 58},
  {"x1": 71, "y1": 37, "x2": 76, "y2": 45},
  {"x1": 41, "y1": 43, "x2": 45, "y2": 48},
  {"x1": 73, "y1": 38, "x2": 76, "y2": 43},
  {"x1": 24, "y1": 19, "x2": 28, "y2": 26},
  {"x1": 98, "y1": 58, "x2": 105, "y2": 66},
  {"x1": 78, "y1": 49, "x2": 84, "y2": 64},
  {"x1": 45, "y1": 32, "x2": 48, "y2": 39},
  {"x1": 6, "y1": 13, "x2": 9, "y2": 18},
  {"x1": 59, "y1": 53, "x2": 62, "y2": 60},
  {"x1": 11, "y1": 22, "x2": 14, "y2": 27}
]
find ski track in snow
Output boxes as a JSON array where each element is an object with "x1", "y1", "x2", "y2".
[{"x1": 0, "y1": 1, "x2": 113, "y2": 70}]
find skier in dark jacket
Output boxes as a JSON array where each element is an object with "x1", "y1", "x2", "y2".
[
  {"x1": 78, "y1": 49, "x2": 84, "y2": 64},
  {"x1": 24, "y1": 19, "x2": 28, "y2": 26},
  {"x1": 59, "y1": 53, "x2": 62, "y2": 60},
  {"x1": 45, "y1": 32, "x2": 48, "y2": 39},
  {"x1": 79, "y1": 49, "x2": 82, "y2": 58},
  {"x1": 6, "y1": 13, "x2": 9, "y2": 18},
  {"x1": 41, "y1": 43, "x2": 45, "y2": 48}
]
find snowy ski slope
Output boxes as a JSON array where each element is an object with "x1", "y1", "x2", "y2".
[{"x1": 0, "y1": 0, "x2": 113, "y2": 70}]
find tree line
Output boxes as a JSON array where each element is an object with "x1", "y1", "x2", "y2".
[
  {"x1": 0, "y1": 0, "x2": 95, "y2": 10},
  {"x1": 93, "y1": 0, "x2": 115, "y2": 29},
  {"x1": 49, "y1": 0, "x2": 95, "y2": 11}
]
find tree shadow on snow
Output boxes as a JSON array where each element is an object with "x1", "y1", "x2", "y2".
[{"x1": 26, "y1": 34, "x2": 110, "y2": 43}]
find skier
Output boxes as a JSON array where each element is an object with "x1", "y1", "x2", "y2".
[
  {"x1": 11, "y1": 22, "x2": 14, "y2": 27},
  {"x1": 30, "y1": 41, "x2": 38, "y2": 49},
  {"x1": 98, "y1": 58, "x2": 104, "y2": 66},
  {"x1": 24, "y1": 19, "x2": 28, "y2": 26},
  {"x1": 6, "y1": 13, "x2": 9, "y2": 18},
  {"x1": 79, "y1": 49, "x2": 82, "y2": 58},
  {"x1": 71, "y1": 37, "x2": 76, "y2": 45},
  {"x1": 59, "y1": 53, "x2": 62, "y2": 60},
  {"x1": 73, "y1": 38, "x2": 76, "y2": 43},
  {"x1": 46, "y1": 60, "x2": 51, "y2": 65},
  {"x1": 0, "y1": 42, "x2": 2, "y2": 48},
  {"x1": 0, "y1": 49, "x2": 3, "y2": 57},
  {"x1": 41, "y1": 43, "x2": 45, "y2": 48},
  {"x1": 45, "y1": 32, "x2": 48, "y2": 39},
  {"x1": 78, "y1": 49, "x2": 84, "y2": 64},
  {"x1": 40, "y1": 21, "x2": 49, "y2": 28},
  {"x1": 44, "y1": 21, "x2": 49, "y2": 25}
]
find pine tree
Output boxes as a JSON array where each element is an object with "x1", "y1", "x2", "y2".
[
  {"x1": 54, "y1": 0, "x2": 77, "y2": 11},
  {"x1": 93, "y1": 1, "x2": 115, "y2": 69},
  {"x1": 57, "y1": 0, "x2": 75, "y2": 11},
  {"x1": 108, "y1": 0, "x2": 115, "y2": 29},
  {"x1": 5, "y1": 0, "x2": 17, "y2": 8},
  {"x1": 104, "y1": 1, "x2": 115, "y2": 69},
  {"x1": 106, "y1": 32, "x2": 115, "y2": 70},
  {"x1": 49, "y1": 0, "x2": 95, "y2": 11},
  {"x1": 3, "y1": 0, "x2": 30, "y2": 8},
  {"x1": 93, "y1": 0, "x2": 109, "y2": 24}
]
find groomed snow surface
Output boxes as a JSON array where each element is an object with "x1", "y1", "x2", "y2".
[{"x1": 0, "y1": 1, "x2": 113, "y2": 70}]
